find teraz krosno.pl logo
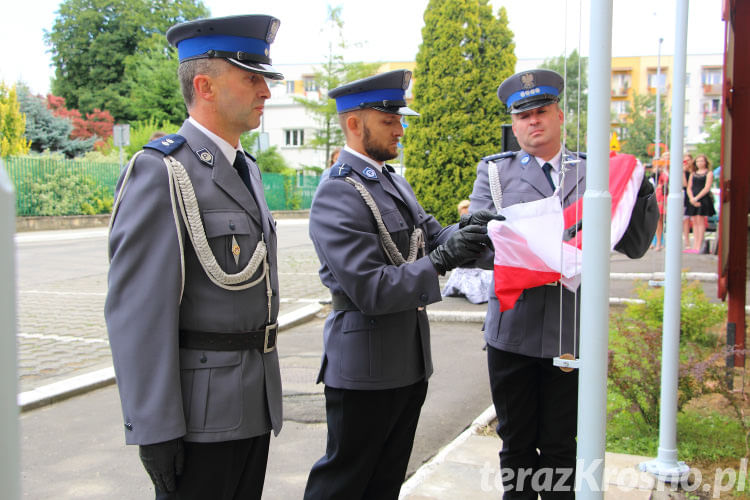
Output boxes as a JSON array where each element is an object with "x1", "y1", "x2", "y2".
[{"x1": 479, "y1": 459, "x2": 749, "y2": 498}]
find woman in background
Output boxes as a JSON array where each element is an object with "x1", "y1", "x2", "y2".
[
  {"x1": 682, "y1": 153, "x2": 694, "y2": 249},
  {"x1": 652, "y1": 152, "x2": 669, "y2": 251},
  {"x1": 685, "y1": 154, "x2": 715, "y2": 253}
]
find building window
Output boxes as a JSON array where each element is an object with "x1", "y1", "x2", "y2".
[
  {"x1": 285, "y1": 129, "x2": 305, "y2": 146},
  {"x1": 611, "y1": 72, "x2": 631, "y2": 96},
  {"x1": 611, "y1": 100, "x2": 628, "y2": 115},
  {"x1": 701, "y1": 67, "x2": 722, "y2": 85},
  {"x1": 647, "y1": 70, "x2": 667, "y2": 92},
  {"x1": 303, "y1": 77, "x2": 318, "y2": 92},
  {"x1": 286, "y1": 80, "x2": 295, "y2": 93}
]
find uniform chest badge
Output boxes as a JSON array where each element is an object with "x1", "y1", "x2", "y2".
[
  {"x1": 195, "y1": 148, "x2": 214, "y2": 166},
  {"x1": 521, "y1": 154, "x2": 530, "y2": 165},
  {"x1": 362, "y1": 167, "x2": 378, "y2": 179},
  {"x1": 231, "y1": 235, "x2": 240, "y2": 265}
]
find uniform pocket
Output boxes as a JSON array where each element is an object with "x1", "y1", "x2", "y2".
[
  {"x1": 180, "y1": 349, "x2": 243, "y2": 432},
  {"x1": 339, "y1": 313, "x2": 381, "y2": 381},
  {"x1": 202, "y1": 210, "x2": 259, "y2": 274}
]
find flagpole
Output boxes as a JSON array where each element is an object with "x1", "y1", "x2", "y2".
[
  {"x1": 639, "y1": 0, "x2": 691, "y2": 483},
  {"x1": 576, "y1": 0, "x2": 613, "y2": 497}
]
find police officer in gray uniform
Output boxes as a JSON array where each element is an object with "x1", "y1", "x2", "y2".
[
  {"x1": 105, "y1": 15, "x2": 284, "y2": 500},
  {"x1": 469, "y1": 69, "x2": 657, "y2": 499},
  {"x1": 303, "y1": 70, "x2": 501, "y2": 500}
]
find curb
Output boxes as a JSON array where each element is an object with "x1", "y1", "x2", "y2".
[
  {"x1": 17, "y1": 302, "x2": 323, "y2": 412},
  {"x1": 399, "y1": 404, "x2": 497, "y2": 498}
]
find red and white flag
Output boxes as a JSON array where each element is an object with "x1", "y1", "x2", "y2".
[{"x1": 488, "y1": 153, "x2": 643, "y2": 311}]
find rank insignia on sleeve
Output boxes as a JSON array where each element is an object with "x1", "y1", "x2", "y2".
[{"x1": 195, "y1": 148, "x2": 214, "y2": 166}]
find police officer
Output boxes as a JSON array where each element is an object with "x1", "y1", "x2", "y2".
[
  {"x1": 469, "y1": 69, "x2": 657, "y2": 499},
  {"x1": 303, "y1": 69, "x2": 501, "y2": 500},
  {"x1": 105, "y1": 15, "x2": 284, "y2": 500}
]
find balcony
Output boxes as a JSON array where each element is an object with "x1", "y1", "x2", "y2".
[
  {"x1": 703, "y1": 83, "x2": 722, "y2": 95},
  {"x1": 611, "y1": 86, "x2": 629, "y2": 97}
]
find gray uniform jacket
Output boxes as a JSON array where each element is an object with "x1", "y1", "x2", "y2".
[
  {"x1": 309, "y1": 149, "x2": 454, "y2": 390},
  {"x1": 105, "y1": 120, "x2": 282, "y2": 446},
  {"x1": 469, "y1": 149, "x2": 585, "y2": 358},
  {"x1": 470, "y1": 148, "x2": 657, "y2": 359}
]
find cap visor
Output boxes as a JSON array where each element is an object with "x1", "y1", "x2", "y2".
[
  {"x1": 368, "y1": 105, "x2": 419, "y2": 116},
  {"x1": 226, "y1": 58, "x2": 284, "y2": 80},
  {"x1": 510, "y1": 96, "x2": 558, "y2": 114}
]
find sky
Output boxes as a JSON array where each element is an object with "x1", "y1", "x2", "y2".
[{"x1": 0, "y1": 0, "x2": 726, "y2": 96}]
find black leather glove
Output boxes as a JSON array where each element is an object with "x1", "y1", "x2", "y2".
[
  {"x1": 429, "y1": 225, "x2": 490, "y2": 274},
  {"x1": 459, "y1": 209, "x2": 505, "y2": 228},
  {"x1": 139, "y1": 438, "x2": 184, "y2": 493}
]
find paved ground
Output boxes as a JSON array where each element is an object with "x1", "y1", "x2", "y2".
[{"x1": 12, "y1": 222, "x2": 737, "y2": 499}]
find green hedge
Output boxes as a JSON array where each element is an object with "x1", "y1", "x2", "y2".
[{"x1": 3, "y1": 156, "x2": 319, "y2": 215}]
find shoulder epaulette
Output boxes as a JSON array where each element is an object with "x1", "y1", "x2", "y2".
[
  {"x1": 483, "y1": 151, "x2": 517, "y2": 162},
  {"x1": 143, "y1": 134, "x2": 186, "y2": 155},
  {"x1": 329, "y1": 162, "x2": 352, "y2": 178}
]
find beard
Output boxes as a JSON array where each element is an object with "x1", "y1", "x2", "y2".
[{"x1": 363, "y1": 124, "x2": 397, "y2": 162}]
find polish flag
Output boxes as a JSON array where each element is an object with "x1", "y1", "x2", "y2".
[{"x1": 488, "y1": 153, "x2": 642, "y2": 311}]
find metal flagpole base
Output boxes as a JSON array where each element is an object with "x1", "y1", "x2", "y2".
[{"x1": 638, "y1": 458, "x2": 690, "y2": 483}]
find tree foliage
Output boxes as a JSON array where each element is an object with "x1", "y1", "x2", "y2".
[
  {"x1": 695, "y1": 120, "x2": 721, "y2": 169},
  {"x1": 619, "y1": 92, "x2": 671, "y2": 164},
  {"x1": 240, "y1": 131, "x2": 293, "y2": 173},
  {"x1": 0, "y1": 82, "x2": 31, "y2": 157},
  {"x1": 294, "y1": 6, "x2": 379, "y2": 168},
  {"x1": 18, "y1": 86, "x2": 96, "y2": 158},
  {"x1": 121, "y1": 34, "x2": 186, "y2": 124},
  {"x1": 540, "y1": 50, "x2": 588, "y2": 152},
  {"x1": 47, "y1": 94, "x2": 114, "y2": 150},
  {"x1": 46, "y1": 0, "x2": 208, "y2": 120},
  {"x1": 404, "y1": 0, "x2": 516, "y2": 224}
]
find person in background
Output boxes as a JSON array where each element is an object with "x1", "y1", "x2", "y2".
[
  {"x1": 329, "y1": 146, "x2": 342, "y2": 167},
  {"x1": 652, "y1": 151, "x2": 669, "y2": 251},
  {"x1": 105, "y1": 15, "x2": 285, "y2": 499},
  {"x1": 441, "y1": 199, "x2": 494, "y2": 304},
  {"x1": 682, "y1": 153, "x2": 695, "y2": 249},
  {"x1": 685, "y1": 154, "x2": 716, "y2": 253},
  {"x1": 149, "y1": 130, "x2": 167, "y2": 141}
]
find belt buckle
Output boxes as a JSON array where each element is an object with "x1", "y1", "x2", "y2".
[{"x1": 264, "y1": 323, "x2": 278, "y2": 353}]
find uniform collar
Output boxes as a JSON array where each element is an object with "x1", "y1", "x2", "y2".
[
  {"x1": 344, "y1": 144, "x2": 384, "y2": 172},
  {"x1": 188, "y1": 116, "x2": 243, "y2": 164},
  {"x1": 533, "y1": 147, "x2": 562, "y2": 173}
]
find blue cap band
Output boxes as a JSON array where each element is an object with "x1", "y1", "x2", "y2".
[
  {"x1": 335, "y1": 88, "x2": 405, "y2": 113},
  {"x1": 506, "y1": 85, "x2": 560, "y2": 108},
  {"x1": 177, "y1": 34, "x2": 269, "y2": 62}
]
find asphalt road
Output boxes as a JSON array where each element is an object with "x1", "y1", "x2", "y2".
[{"x1": 16, "y1": 222, "x2": 492, "y2": 499}]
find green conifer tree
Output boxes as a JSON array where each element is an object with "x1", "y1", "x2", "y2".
[
  {"x1": 404, "y1": 0, "x2": 515, "y2": 224},
  {"x1": 0, "y1": 83, "x2": 31, "y2": 157}
]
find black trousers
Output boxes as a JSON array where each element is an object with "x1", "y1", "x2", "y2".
[
  {"x1": 487, "y1": 346, "x2": 578, "y2": 500},
  {"x1": 303, "y1": 380, "x2": 429, "y2": 500},
  {"x1": 154, "y1": 433, "x2": 270, "y2": 500}
]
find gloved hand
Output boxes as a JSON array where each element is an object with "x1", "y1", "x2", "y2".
[
  {"x1": 459, "y1": 209, "x2": 505, "y2": 228},
  {"x1": 139, "y1": 437, "x2": 184, "y2": 493},
  {"x1": 429, "y1": 225, "x2": 490, "y2": 274}
]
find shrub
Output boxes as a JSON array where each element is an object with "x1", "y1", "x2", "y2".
[{"x1": 27, "y1": 169, "x2": 113, "y2": 215}]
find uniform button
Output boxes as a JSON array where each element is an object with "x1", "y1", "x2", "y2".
[
  {"x1": 420, "y1": 293, "x2": 428, "y2": 302},
  {"x1": 200, "y1": 354, "x2": 207, "y2": 363},
  {"x1": 125, "y1": 422, "x2": 133, "y2": 431},
  {"x1": 369, "y1": 319, "x2": 376, "y2": 326},
  {"x1": 229, "y1": 221, "x2": 236, "y2": 230}
]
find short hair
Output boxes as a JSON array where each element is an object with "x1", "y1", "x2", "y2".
[
  {"x1": 178, "y1": 58, "x2": 225, "y2": 109},
  {"x1": 329, "y1": 147, "x2": 342, "y2": 167}
]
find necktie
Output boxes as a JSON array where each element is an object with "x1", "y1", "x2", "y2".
[
  {"x1": 542, "y1": 162, "x2": 556, "y2": 191},
  {"x1": 233, "y1": 151, "x2": 253, "y2": 192}
]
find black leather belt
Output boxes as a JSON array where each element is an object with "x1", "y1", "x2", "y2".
[
  {"x1": 331, "y1": 294, "x2": 358, "y2": 311},
  {"x1": 179, "y1": 323, "x2": 278, "y2": 353}
]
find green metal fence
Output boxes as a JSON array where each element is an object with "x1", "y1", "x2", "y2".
[{"x1": 5, "y1": 157, "x2": 320, "y2": 215}]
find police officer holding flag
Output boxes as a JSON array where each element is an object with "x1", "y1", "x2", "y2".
[{"x1": 303, "y1": 69, "x2": 502, "y2": 499}]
